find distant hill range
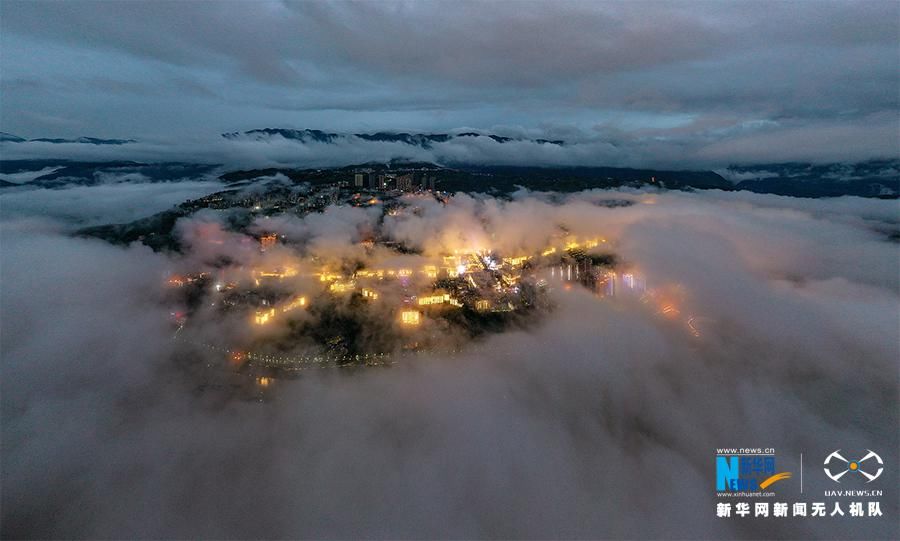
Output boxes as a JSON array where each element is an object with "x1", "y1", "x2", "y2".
[
  {"x1": 222, "y1": 128, "x2": 564, "y2": 148},
  {"x1": 0, "y1": 159, "x2": 218, "y2": 188},
  {"x1": 724, "y1": 160, "x2": 899, "y2": 198},
  {"x1": 2, "y1": 157, "x2": 897, "y2": 198},
  {"x1": 0, "y1": 132, "x2": 135, "y2": 145},
  {"x1": 2, "y1": 129, "x2": 897, "y2": 197}
]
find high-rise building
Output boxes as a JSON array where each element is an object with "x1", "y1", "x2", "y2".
[
  {"x1": 354, "y1": 173, "x2": 365, "y2": 187},
  {"x1": 397, "y1": 174, "x2": 413, "y2": 192}
]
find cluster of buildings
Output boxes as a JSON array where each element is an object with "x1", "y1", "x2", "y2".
[
  {"x1": 353, "y1": 170, "x2": 437, "y2": 192},
  {"x1": 165, "y1": 225, "x2": 713, "y2": 393},
  {"x1": 169, "y1": 233, "x2": 626, "y2": 337},
  {"x1": 183, "y1": 188, "x2": 310, "y2": 212},
  {"x1": 165, "y1": 198, "x2": 707, "y2": 379},
  {"x1": 179, "y1": 167, "x2": 440, "y2": 220},
  {"x1": 547, "y1": 257, "x2": 647, "y2": 298},
  {"x1": 236, "y1": 248, "x2": 542, "y2": 330}
]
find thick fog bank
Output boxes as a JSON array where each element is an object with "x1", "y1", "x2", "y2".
[{"x1": 1, "y1": 189, "x2": 897, "y2": 539}]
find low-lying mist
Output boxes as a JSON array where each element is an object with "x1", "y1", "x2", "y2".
[{"x1": 1, "y1": 186, "x2": 897, "y2": 539}]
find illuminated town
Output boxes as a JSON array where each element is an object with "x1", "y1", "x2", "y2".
[{"x1": 162, "y1": 176, "x2": 705, "y2": 394}]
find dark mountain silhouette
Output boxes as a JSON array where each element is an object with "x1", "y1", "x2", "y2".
[
  {"x1": 222, "y1": 128, "x2": 564, "y2": 148},
  {"x1": 0, "y1": 132, "x2": 135, "y2": 145}
]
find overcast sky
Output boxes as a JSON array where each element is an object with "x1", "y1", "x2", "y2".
[{"x1": 0, "y1": 1, "x2": 898, "y2": 164}]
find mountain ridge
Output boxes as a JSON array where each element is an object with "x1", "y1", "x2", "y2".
[
  {"x1": 221, "y1": 128, "x2": 565, "y2": 148},
  {"x1": 1, "y1": 132, "x2": 135, "y2": 145}
]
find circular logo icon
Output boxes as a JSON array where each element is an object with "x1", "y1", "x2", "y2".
[{"x1": 824, "y1": 450, "x2": 883, "y2": 483}]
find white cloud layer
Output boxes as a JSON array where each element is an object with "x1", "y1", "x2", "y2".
[{"x1": 1, "y1": 184, "x2": 898, "y2": 538}]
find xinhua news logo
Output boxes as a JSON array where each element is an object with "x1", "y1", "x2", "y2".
[{"x1": 716, "y1": 449, "x2": 792, "y2": 493}]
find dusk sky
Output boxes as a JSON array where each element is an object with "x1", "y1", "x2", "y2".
[{"x1": 1, "y1": 0, "x2": 898, "y2": 165}]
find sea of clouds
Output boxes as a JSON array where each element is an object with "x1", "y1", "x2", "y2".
[{"x1": 1, "y1": 182, "x2": 897, "y2": 539}]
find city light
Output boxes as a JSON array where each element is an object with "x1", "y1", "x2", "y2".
[
  {"x1": 254, "y1": 308, "x2": 275, "y2": 325},
  {"x1": 418, "y1": 293, "x2": 451, "y2": 306},
  {"x1": 503, "y1": 255, "x2": 529, "y2": 266},
  {"x1": 400, "y1": 310, "x2": 421, "y2": 325},
  {"x1": 259, "y1": 233, "x2": 277, "y2": 251},
  {"x1": 255, "y1": 267, "x2": 297, "y2": 280},
  {"x1": 281, "y1": 295, "x2": 307, "y2": 313},
  {"x1": 329, "y1": 281, "x2": 356, "y2": 294},
  {"x1": 362, "y1": 288, "x2": 379, "y2": 300},
  {"x1": 319, "y1": 271, "x2": 340, "y2": 282},
  {"x1": 167, "y1": 226, "x2": 705, "y2": 347}
]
